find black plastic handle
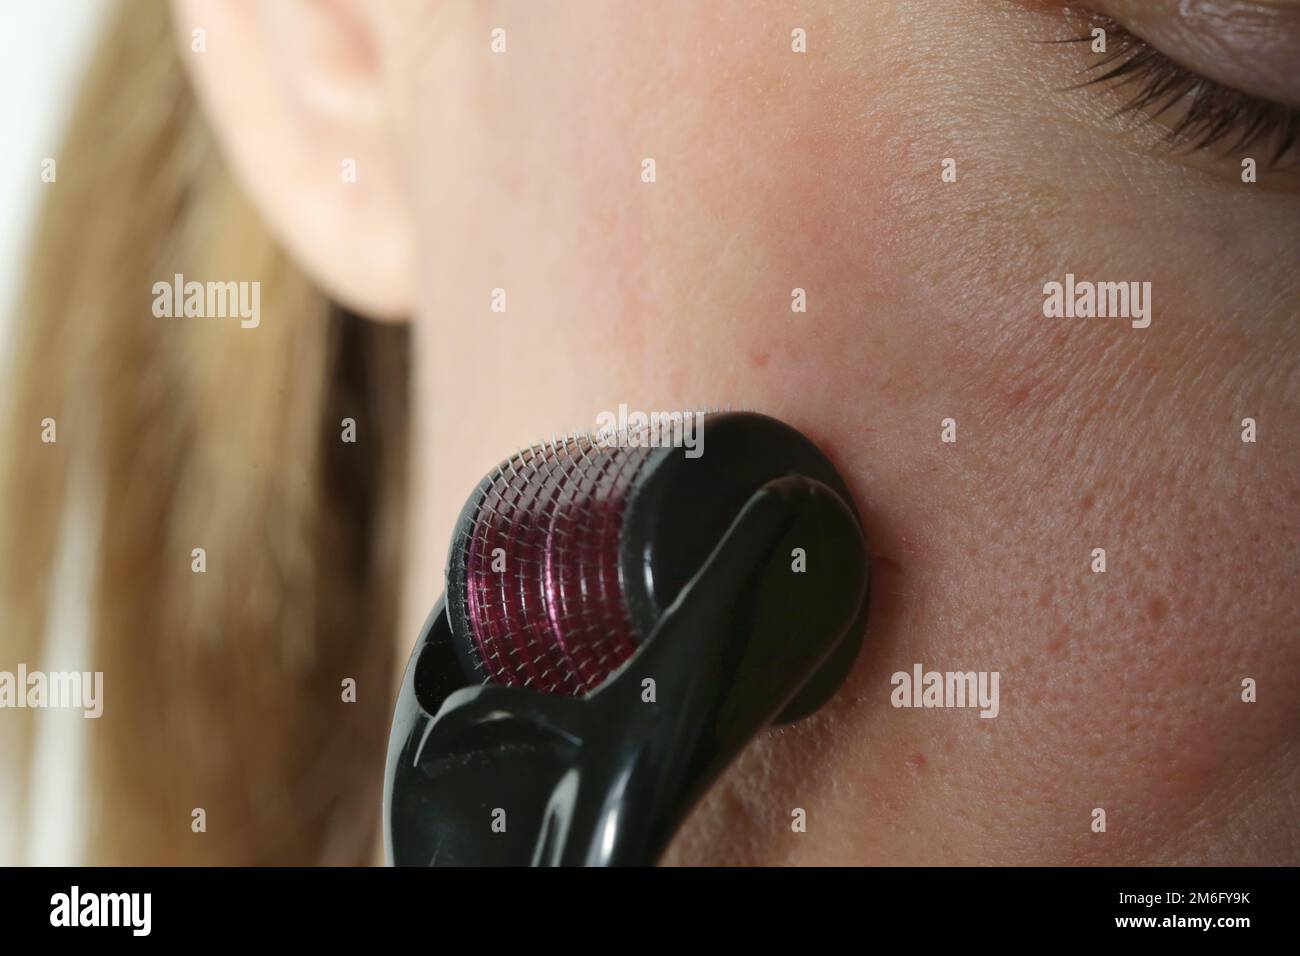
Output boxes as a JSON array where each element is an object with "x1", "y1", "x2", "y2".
[{"x1": 384, "y1": 474, "x2": 868, "y2": 866}]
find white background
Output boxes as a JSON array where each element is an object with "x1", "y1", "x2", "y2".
[{"x1": 0, "y1": 0, "x2": 108, "y2": 866}]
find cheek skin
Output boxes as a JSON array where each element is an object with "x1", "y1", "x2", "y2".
[
  {"x1": 388, "y1": 0, "x2": 1300, "y2": 864},
  {"x1": 669, "y1": 378, "x2": 1300, "y2": 866}
]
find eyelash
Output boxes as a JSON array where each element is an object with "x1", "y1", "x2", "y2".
[{"x1": 1062, "y1": 17, "x2": 1300, "y2": 166}]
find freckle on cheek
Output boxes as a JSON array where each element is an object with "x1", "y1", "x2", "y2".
[
  {"x1": 1004, "y1": 383, "x2": 1032, "y2": 409},
  {"x1": 1146, "y1": 594, "x2": 1170, "y2": 625}
]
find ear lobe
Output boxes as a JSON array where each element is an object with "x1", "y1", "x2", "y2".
[{"x1": 170, "y1": 0, "x2": 414, "y2": 321}]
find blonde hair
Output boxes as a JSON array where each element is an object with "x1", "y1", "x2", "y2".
[{"x1": 0, "y1": 1, "x2": 408, "y2": 863}]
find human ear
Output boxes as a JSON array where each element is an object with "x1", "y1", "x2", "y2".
[{"x1": 170, "y1": 0, "x2": 413, "y2": 320}]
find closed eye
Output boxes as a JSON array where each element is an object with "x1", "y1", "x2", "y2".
[{"x1": 1057, "y1": 14, "x2": 1300, "y2": 167}]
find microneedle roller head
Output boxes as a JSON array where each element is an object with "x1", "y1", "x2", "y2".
[{"x1": 446, "y1": 411, "x2": 865, "y2": 711}]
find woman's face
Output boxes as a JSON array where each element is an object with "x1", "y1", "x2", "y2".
[{"x1": 180, "y1": 0, "x2": 1300, "y2": 863}]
